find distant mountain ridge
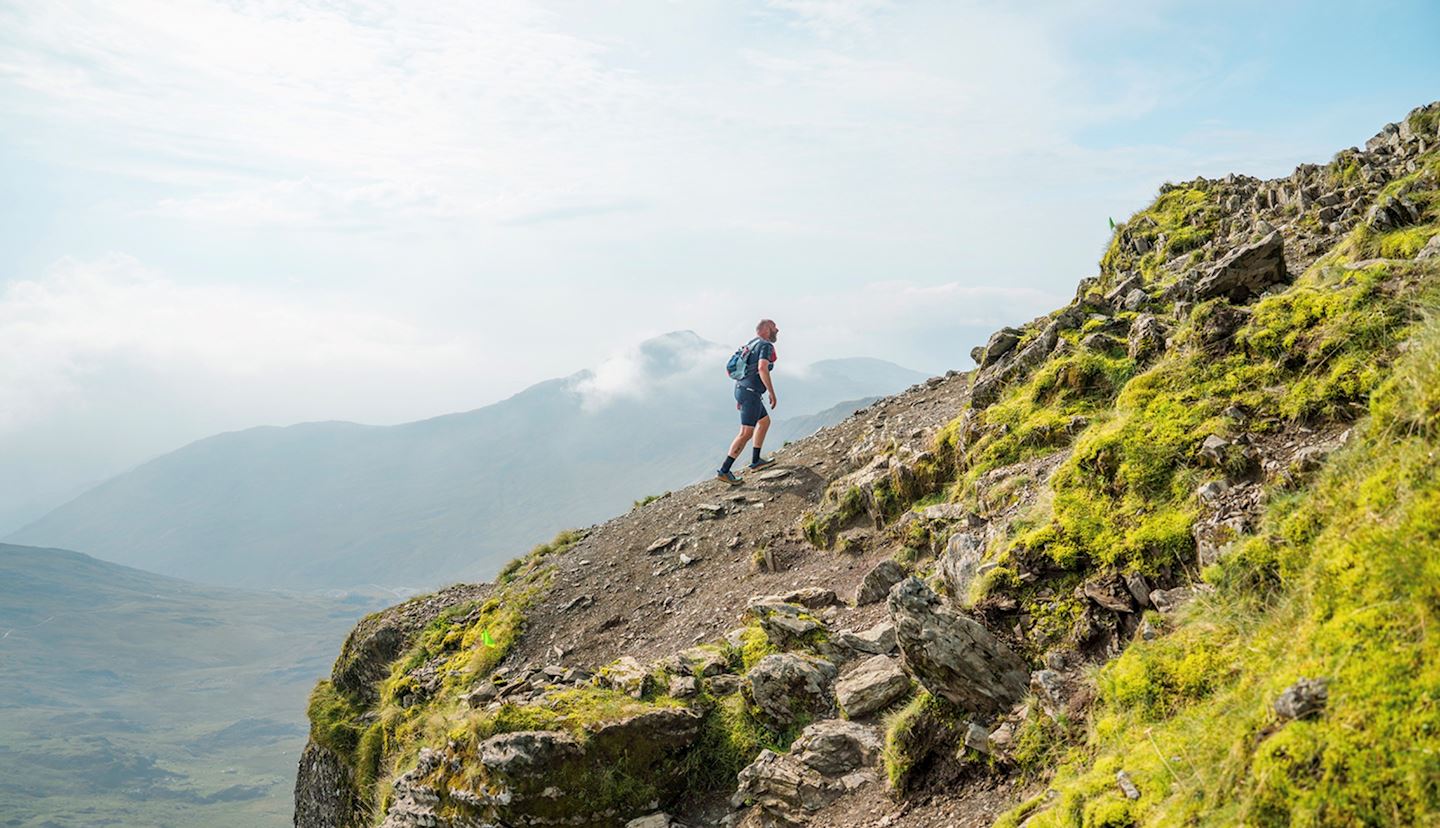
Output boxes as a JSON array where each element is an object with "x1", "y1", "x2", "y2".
[{"x1": 8, "y1": 332, "x2": 927, "y2": 590}]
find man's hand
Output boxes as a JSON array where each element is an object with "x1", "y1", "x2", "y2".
[{"x1": 768, "y1": 390, "x2": 778, "y2": 408}]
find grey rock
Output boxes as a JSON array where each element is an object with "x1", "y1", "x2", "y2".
[
  {"x1": 696, "y1": 503, "x2": 726, "y2": 520},
  {"x1": 597, "y1": 655, "x2": 650, "y2": 699},
  {"x1": 1082, "y1": 575, "x2": 1135, "y2": 613},
  {"x1": 745, "y1": 653, "x2": 839, "y2": 727},
  {"x1": 732, "y1": 720, "x2": 881, "y2": 824},
  {"x1": 707, "y1": 673, "x2": 742, "y2": 696},
  {"x1": 776, "y1": 586, "x2": 840, "y2": 609},
  {"x1": 749, "y1": 599, "x2": 826, "y2": 643},
  {"x1": 1198, "y1": 480, "x2": 1229, "y2": 502},
  {"x1": 1274, "y1": 677, "x2": 1329, "y2": 721},
  {"x1": 1417, "y1": 233, "x2": 1440, "y2": 261},
  {"x1": 1121, "y1": 287, "x2": 1149, "y2": 311},
  {"x1": 978, "y1": 327, "x2": 1022, "y2": 367},
  {"x1": 940, "y1": 529, "x2": 986, "y2": 602},
  {"x1": 855, "y1": 559, "x2": 906, "y2": 606},
  {"x1": 677, "y1": 646, "x2": 732, "y2": 678},
  {"x1": 1148, "y1": 587, "x2": 1194, "y2": 613},
  {"x1": 836, "y1": 621, "x2": 897, "y2": 656},
  {"x1": 626, "y1": 814, "x2": 680, "y2": 828},
  {"x1": 835, "y1": 655, "x2": 911, "y2": 718},
  {"x1": 1116, "y1": 769, "x2": 1141, "y2": 801},
  {"x1": 963, "y1": 722, "x2": 991, "y2": 754},
  {"x1": 646, "y1": 536, "x2": 679, "y2": 554},
  {"x1": 1193, "y1": 231, "x2": 1288, "y2": 303},
  {"x1": 1198, "y1": 435, "x2": 1230, "y2": 467},
  {"x1": 1123, "y1": 573, "x2": 1152, "y2": 608},
  {"x1": 887, "y1": 577, "x2": 1029, "y2": 715},
  {"x1": 1128, "y1": 313, "x2": 1166, "y2": 360},
  {"x1": 669, "y1": 675, "x2": 699, "y2": 698}
]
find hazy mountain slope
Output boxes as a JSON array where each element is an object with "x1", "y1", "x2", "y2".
[
  {"x1": 0, "y1": 543, "x2": 373, "y2": 828},
  {"x1": 7, "y1": 332, "x2": 926, "y2": 591}
]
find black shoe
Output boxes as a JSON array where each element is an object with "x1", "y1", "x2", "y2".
[{"x1": 748, "y1": 456, "x2": 777, "y2": 470}]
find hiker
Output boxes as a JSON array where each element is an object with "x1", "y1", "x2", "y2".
[{"x1": 717, "y1": 319, "x2": 780, "y2": 485}]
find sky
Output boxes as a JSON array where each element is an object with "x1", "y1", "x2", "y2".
[{"x1": 1, "y1": 0, "x2": 1438, "y2": 531}]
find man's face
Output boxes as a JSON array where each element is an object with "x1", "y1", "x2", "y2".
[{"x1": 764, "y1": 323, "x2": 780, "y2": 342}]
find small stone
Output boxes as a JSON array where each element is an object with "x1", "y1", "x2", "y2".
[
  {"x1": 678, "y1": 553, "x2": 696, "y2": 567},
  {"x1": 1148, "y1": 587, "x2": 1194, "y2": 613},
  {"x1": 1274, "y1": 677, "x2": 1329, "y2": 721},
  {"x1": 1198, "y1": 480, "x2": 1229, "y2": 502},
  {"x1": 696, "y1": 503, "x2": 726, "y2": 520},
  {"x1": 963, "y1": 722, "x2": 991, "y2": 754},
  {"x1": 1116, "y1": 769, "x2": 1141, "y2": 800},
  {"x1": 645, "y1": 536, "x2": 679, "y2": 554}
]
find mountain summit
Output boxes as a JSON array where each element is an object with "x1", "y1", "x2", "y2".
[{"x1": 294, "y1": 103, "x2": 1440, "y2": 828}]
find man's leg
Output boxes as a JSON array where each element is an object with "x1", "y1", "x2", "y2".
[
  {"x1": 751, "y1": 415, "x2": 771, "y2": 464},
  {"x1": 721, "y1": 425, "x2": 755, "y2": 473}
]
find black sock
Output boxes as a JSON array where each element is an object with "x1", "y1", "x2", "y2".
[
  {"x1": 752, "y1": 447, "x2": 762, "y2": 464},
  {"x1": 720, "y1": 455, "x2": 737, "y2": 473}
]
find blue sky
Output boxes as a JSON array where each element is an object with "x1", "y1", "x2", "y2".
[{"x1": 1, "y1": 0, "x2": 1437, "y2": 528}]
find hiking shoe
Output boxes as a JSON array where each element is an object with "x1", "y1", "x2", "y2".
[
  {"x1": 716, "y1": 470, "x2": 743, "y2": 486},
  {"x1": 748, "y1": 456, "x2": 777, "y2": 470}
]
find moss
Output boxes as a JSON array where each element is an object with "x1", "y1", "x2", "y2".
[
  {"x1": 307, "y1": 679, "x2": 366, "y2": 759},
  {"x1": 738, "y1": 622, "x2": 779, "y2": 670},
  {"x1": 1004, "y1": 288, "x2": 1440, "y2": 826},
  {"x1": 682, "y1": 693, "x2": 792, "y2": 799},
  {"x1": 882, "y1": 690, "x2": 978, "y2": 793}
]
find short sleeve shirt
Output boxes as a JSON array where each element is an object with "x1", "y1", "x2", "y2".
[{"x1": 739, "y1": 339, "x2": 776, "y2": 393}]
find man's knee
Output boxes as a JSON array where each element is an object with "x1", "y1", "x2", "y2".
[{"x1": 739, "y1": 425, "x2": 756, "y2": 436}]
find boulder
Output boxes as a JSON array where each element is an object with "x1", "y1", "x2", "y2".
[
  {"x1": 887, "y1": 577, "x2": 1030, "y2": 715},
  {"x1": 745, "y1": 653, "x2": 839, "y2": 727},
  {"x1": 854, "y1": 559, "x2": 905, "y2": 606},
  {"x1": 463, "y1": 708, "x2": 703, "y2": 825},
  {"x1": 1192, "y1": 231, "x2": 1288, "y2": 303},
  {"x1": 774, "y1": 586, "x2": 841, "y2": 610},
  {"x1": 978, "y1": 327, "x2": 1021, "y2": 367},
  {"x1": 835, "y1": 655, "x2": 911, "y2": 718}
]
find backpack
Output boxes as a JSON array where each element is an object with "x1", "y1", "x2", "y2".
[{"x1": 726, "y1": 337, "x2": 764, "y2": 380}]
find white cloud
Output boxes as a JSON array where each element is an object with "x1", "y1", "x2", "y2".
[{"x1": 0, "y1": 254, "x2": 468, "y2": 433}]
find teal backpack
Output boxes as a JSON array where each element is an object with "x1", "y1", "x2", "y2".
[{"x1": 726, "y1": 337, "x2": 763, "y2": 381}]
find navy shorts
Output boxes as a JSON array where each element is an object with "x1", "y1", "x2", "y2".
[{"x1": 736, "y1": 386, "x2": 769, "y2": 426}]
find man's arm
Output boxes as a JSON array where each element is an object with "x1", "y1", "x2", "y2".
[{"x1": 758, "y1": 359, "x2": 777, "y2": 408}]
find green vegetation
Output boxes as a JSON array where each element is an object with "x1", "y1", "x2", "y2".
[
  {"x1": 1009, "y1": 296, "x2": 1440, "y2": 825},
  {"x1": 633, "y1": 492, "x2": 668, "y2": 509},
  {"x1": 1101, "y1": 185, "x2": 1222, "y2": 285}
]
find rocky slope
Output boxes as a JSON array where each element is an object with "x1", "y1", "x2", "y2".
[{"x1": 295, "y1": 102, "x2": 1440, "y2": 828}]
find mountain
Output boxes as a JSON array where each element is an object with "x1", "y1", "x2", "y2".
[
  {"x1": 0, "y1": 543, "x2": 373, "y2": 827},
  {"x1": 295, "y1": 103, "x2": 1440, "y2": 828},
  {"x1": 6, "y1": 332, "x2": 927, "y2": 591}
]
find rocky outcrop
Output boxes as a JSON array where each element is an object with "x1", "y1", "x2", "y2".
[
  {"x1": 1191, "y1": 230, "x2": 1288, "y2": 303},
  {"x1": 887, "y1": 577, "x2": 1029, "y2": 716},
  {"x1": 294, "y1": 741, "x2": 367, "y2": 828},
  {"x1": 733, "y1": 719, "x2": 883, "y2": 826},
  {"x1": 331, "y1": 584, "x2": 489, "y2": 707}
]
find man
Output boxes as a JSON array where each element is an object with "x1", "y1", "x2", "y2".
[{"x1": 717, "y1": 319, "x2": 780, "y2": 485}]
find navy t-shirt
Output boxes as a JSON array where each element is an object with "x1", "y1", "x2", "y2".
[{"x1": 739, "y1": 339, "x2": 776, "y2": 393}]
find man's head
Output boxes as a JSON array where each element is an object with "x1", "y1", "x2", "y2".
[{"x1": 757, "y1": 319, "x2": 780, "y2": 342}]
